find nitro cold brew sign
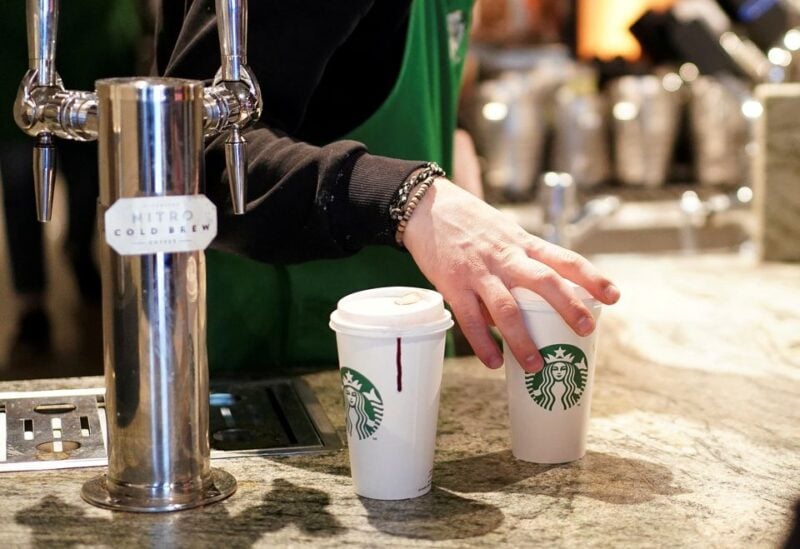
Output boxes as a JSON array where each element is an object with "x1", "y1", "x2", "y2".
[{"x1": 105, "y1": 195, "x2": 217, "y2": 255}]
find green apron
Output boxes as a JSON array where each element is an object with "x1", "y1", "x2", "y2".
[{"x1": 207, "y1": 0, "x2": 474, "y2": 374}]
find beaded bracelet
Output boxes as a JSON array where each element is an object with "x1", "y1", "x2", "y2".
[
  {"x1": 394, "y1": 178, "x2": 435, "y2": 246},
  {"x1": 389, "y1": 162, "x2": 446, "y2": 223}
]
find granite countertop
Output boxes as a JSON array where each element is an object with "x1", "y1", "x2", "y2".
[{"x1": 0, "y1": 254, "x2": 798, "y2": 548}]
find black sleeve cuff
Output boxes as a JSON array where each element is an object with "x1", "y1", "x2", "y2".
[{"x1": 329, "y1": 151, "x2": 426, "y2": 250}]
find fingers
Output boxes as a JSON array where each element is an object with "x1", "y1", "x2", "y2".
[
  {"x1": 448, "y1": 291, "x2": 504, "y2": 370},
  {"x1": 505, "y1": 260, "x2": 597, "y2": 338},
  {"x1": 474, "y1": 278, "x2": 543, "y2": 373},
  {"x1": 527, "y1": 241, "x2": 620, "y2": 305}
]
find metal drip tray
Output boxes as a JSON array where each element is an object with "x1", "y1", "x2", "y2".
[
  {"x1": 0, "y1": 378, "x2": 340, "y2": 473},
  {"x1": 208, "y1": 379, "x2": 341, "y2": 456}
]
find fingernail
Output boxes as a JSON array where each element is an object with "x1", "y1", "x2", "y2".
[
  {"x1": 489, "y1": 355, "x2": 504, "y2": 369},
  {"x1": 604, "y1": 284, "x2": 620, "y2": 303},
  {"x1": 525, "y1": 354, "x2": 542, "y2": 371},
  {"x1": 577, "y1": 315, "x2": 594, "y2": 336}
]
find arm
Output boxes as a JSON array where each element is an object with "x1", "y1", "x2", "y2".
[
  {"x1": 161, "y1": 1, "x2": 620, "y2": 371},
  {"x1": 202, "y1": 125, "x2": 424, "y2": 263},
  {"x1": 160, "y1": 0, "x2": 423, "y2": 263}
]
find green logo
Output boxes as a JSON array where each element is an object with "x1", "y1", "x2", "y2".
[
  {"x1": 525, "y1": 345, "x2": 588, "y2": 411},
  {"x1": 341, "y1": 367, "x2": 384, "y2": 440}
]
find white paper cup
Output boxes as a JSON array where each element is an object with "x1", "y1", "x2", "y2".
[
  {"x1": 504, "y1": 285, "x2": 602, "y2": 463},
  {"x1": 329, "y1": 287, "x2": 453, "y2": 500}
]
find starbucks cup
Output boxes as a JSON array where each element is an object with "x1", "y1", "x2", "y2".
[
  {"x1": 505, "y1": 285, "x2": 602, "y2": 463},
  {"x1": 329, "y1": 287, "x2": 453, "y2": 500}
]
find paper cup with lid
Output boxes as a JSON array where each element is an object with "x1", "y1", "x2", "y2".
[
  {"x1": 329, "y1": 286, "x2": 453, "y2": 500},
  {"x1": 504, "y1": 284, "x2": 602, "y2": 463}
]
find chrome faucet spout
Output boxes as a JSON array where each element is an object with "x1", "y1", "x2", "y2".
[
  {"x1": 539, "y1": 172, "x2": 577, "y2": 247},
  {"x1": 211, "y1": 0, "x2": 263, "y2": 214},
  {"x1": 678, "y1": 187, "x2": 754, "y2": 255},
  {"x1": 21, "y1": 0, "x2": 61, "y2": 222},
  {"x1": 32, "y1": 133, "x2": 56, "y2": 222},
  {"x1": 538, "y1": 172, "x2": 621, "y2": 250}
]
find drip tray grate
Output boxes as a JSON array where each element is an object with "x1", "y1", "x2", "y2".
[{"x1": 0, "y1": 378, "x2": 340, "y2": 473}]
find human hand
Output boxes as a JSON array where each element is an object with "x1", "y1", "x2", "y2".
[{"x1": 402, "y1": 178, "x2": 620, "y2": 372}]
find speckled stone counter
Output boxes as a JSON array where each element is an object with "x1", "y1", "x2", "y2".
[{"x1": 0, "y1": 254, "x2": 798, "y2": 548}]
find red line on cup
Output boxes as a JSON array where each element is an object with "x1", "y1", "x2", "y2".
[{"x1": 396, "y1": 337, "x2": 403, "y2": 392}]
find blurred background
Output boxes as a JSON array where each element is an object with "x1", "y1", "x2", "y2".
[
  {"x1": 0, "y1": 0, "x2": 795, "y2": 378},
  {"x1": 461, "y1": 0, "x2": 790, "y2": 247}
]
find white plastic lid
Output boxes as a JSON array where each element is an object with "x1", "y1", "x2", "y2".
[
  {"x1": 511, "y1": 283, "x2": 600, "y2": 312},
  {"x1": 329, "y1": 286, "x2": 453, "y2": 337}
]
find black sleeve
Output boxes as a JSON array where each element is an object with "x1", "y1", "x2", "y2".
[
  {"x1": 202, "y1": 125, "x2": 422, "y2": 263},
  {"x1": 158, "y1": 0, "x2": 424, "y2": 264}
]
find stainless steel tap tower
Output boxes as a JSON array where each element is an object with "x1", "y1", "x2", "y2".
[{"x1": 14, "y1": 0, "x2": 262, "y2": 512}]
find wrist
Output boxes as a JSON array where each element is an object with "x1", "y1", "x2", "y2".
[
  {"x1": 391, "y1": 162, "x2": 445, "y2": 247},
  {"x1": 398, "y1": 176, "x2": 448, "y2": 253}
]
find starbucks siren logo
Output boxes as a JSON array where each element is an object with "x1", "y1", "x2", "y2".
[
  {"x1": 525, "y1": 344, "x2": 588, "y2": 411},
  {"x1": 341, "y1": 367, "x2": 384, "y2": 440}
]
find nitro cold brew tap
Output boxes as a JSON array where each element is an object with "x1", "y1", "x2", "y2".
[{"x1": 13, "y1": 0, "x2": 262, "y2": 513}]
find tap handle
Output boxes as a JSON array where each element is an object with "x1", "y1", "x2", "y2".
[
  {"x1": 217, "y1": 0, "x2": 249, "y2": 213},
  {"x1": 33, "y1": 133, "x2": 57, "y2": 222},
  {"x1": 26, "y1": 0, "x2": 59, "y2": 222},
  {"x1": 27, "y1": 0, "x2": 59, "y2": 86},
  {"x1": 225, "y1": 127, "x2": 247, "y2": 215},
  {"x1": 216, "y1": 0, "x2": 246, "y2": 82}
]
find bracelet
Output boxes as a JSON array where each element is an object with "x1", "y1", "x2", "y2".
[
  {"x1": 389, "y1": 162, "x2": 446, "y2": 223},
  {"x1": 395, "y1": 178, "x2": 434, "y2": 246}
]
